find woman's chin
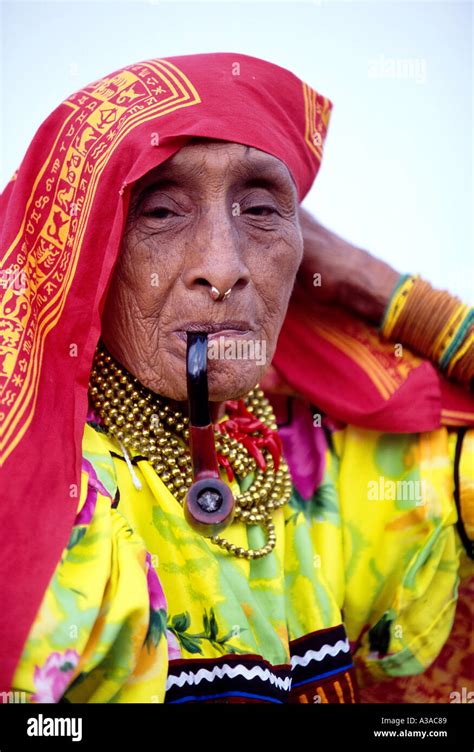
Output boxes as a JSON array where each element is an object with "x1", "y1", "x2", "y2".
[
  {"x1": 207, "y1": 374, "x2": 260, "y2": 402},
  {"x1": 206, "y1": 359, "x2": 262, "y2": 400}
]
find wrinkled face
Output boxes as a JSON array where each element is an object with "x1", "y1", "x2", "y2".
[{"x1": 101, "y1": 138, "x2": 303, "y2": 403}]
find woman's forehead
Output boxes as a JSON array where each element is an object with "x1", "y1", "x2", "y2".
[{"x1": 134, "y1": 140, "x2": 295, "y2": 193}]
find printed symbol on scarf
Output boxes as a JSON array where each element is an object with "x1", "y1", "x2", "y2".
[
  {"x1": 97, "y1": 108, "x2": 117, "y2": 130},
  {"x1": 75, "y1": 126, "x2": 99, "y2": 156},
  {"x1": 46, "y1": 210, "x2": 69, "y2": 244},
  {"x1": 57, "y1": 183, "x2": 75, "y2": 212}
]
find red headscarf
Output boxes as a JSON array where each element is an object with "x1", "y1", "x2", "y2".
[{"x1": 0, "y1": 52, "x2": 472, "y2": 692}]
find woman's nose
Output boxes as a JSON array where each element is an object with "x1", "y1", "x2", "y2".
[{"x1": 182, "y1": 214, "x2": 250, "y2": 297}]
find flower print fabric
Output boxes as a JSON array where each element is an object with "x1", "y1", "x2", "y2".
[{"x1": 10, "y1": 401, "x2": 474, "y2": 703}]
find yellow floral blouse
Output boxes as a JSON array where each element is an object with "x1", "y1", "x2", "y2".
[{"x1": 11, "y1": 400, "x2": 474, "y2": 704}]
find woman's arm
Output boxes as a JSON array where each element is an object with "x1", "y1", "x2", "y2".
[
  {"x1": 297, "y1": 206, "x2": 401, "y2": 325},
  {"x1": 297, "y1": 206, "x2": 473, "y2": 388}
]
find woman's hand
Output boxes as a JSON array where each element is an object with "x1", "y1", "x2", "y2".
[{"x1": 297, "y1": 206, "x2": 401, "y2": 326}]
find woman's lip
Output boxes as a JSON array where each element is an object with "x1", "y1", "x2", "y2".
[{"x1": 174, "y1": 329, "x2": 252, "y2": 342}]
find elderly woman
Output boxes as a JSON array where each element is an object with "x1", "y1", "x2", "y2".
[{"x1": 1, "y1": 53, "x2": 473, "y2": 704}]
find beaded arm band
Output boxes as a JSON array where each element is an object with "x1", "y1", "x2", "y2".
[{"x1": 379, "y1": 274, "x2": 474, "y2": 387}]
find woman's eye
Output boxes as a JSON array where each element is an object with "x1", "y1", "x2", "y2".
[
  {"x1": 143, "y1": 207, "x2": 177, "y2": 219},
  {"x1": 244, "y1": 205, "x2": 278, "y2": 216}
]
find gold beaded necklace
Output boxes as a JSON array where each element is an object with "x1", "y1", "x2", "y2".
[{"x1": 88, "y1": 343, "x2": 293, "y2": 560}]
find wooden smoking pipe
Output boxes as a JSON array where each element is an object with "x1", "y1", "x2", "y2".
[{"x1": 184, "y1": 332, "x2": 235, "y2": 536}]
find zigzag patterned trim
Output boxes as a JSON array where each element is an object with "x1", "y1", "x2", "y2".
[
  {"x1": 166, "y1": 662, "x2": 292, "y2": 692},
  {"x1": 290, "y1": 638, "x2": 350, "y2": 669},
  {"x1": 164, "y1": 623, "x2": 356, "y2": 704}
]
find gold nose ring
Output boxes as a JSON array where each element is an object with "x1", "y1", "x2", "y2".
[{"x1": 210, "y1": 286, "x2": 232, "y2": 302}]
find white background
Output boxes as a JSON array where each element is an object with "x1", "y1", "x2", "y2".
[{"x1": 1, "y1": 0, "x2": 472, "y2": 301}]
